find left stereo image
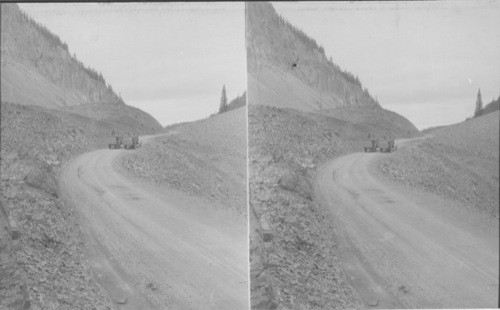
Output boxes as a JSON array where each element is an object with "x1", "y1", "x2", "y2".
[{"x1": 0, "y1": 3, "x2": 248, "y2": 309}]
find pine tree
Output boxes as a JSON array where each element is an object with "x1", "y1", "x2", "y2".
[
  {"x1": 474, "y1": 88, "x2": 483, "y2": 117},
  {"x1": 219, "y1": 85, "x2": 228, "y2": 114}
]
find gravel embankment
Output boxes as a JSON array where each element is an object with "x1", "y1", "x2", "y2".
[
  {"x1": 378, "y1": 111, "x2": 499, "y2": 217},
  {"x1": 121, "y1": 107, "x2": 247, "y2": 217}
]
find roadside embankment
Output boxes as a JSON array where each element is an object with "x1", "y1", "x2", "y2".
[
  {"x1": 121, "y1": 107, "x2": 247, "y2": 218},
  {"x1": 378, "y1": 111, "x2": 499, "y2": 217}
]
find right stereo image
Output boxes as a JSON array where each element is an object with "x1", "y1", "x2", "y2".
[{"x1": 247, "y1": 2, "x2": 499, "y2": 309}]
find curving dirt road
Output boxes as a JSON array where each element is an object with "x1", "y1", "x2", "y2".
[
  {"x1": 59, "y1": 136, "x2": 248, "y2": 309},
  {"x1": 314, "y1": 140, "x2": 499, "y2": 308}
]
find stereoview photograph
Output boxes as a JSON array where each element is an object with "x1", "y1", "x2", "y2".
[{"x1": 1, "y1": 1, "x2": 499, "y2": 310}]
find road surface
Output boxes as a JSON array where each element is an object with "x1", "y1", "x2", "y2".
[
  {"x1": 314, "y1": 139, "x2": 499, "y2": 308},
  {"x1": 59, "y1": 136, "x2": 248, "y2": 309}
]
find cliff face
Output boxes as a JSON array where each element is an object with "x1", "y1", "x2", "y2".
[
  {"x1": 1, "y1": 4, "x2": 124, "y2": 108},
  {"x1": 246, "y1": 2, "x2": 379, "y2": 111}
]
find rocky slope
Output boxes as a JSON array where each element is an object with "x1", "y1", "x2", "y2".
[
  {"x1": 122, "y1": 106, "x2": 247, "y2": 218},
  {"x1": 379, "y1": 111, "x2": 499, "y2": 218},
  {"x1": 1, "y1": 102, "x2": 123, "y2": 309}
]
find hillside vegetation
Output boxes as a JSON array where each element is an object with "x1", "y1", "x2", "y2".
[
  {"x1": 225, "y1": 91, "x2": 247, "y2": 114},
  {"x1": 481, "y1": 96, "x2": 500, "y2": 116},
  {"x1": 379, "y1": 111, "x2": 499, "y2": 217}
]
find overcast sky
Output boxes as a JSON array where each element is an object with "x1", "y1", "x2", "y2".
[
  {"x1": 20, "y1": 3, "x2": 246, "y2": 127},
  {"x1": 273, "y1": 1, "x2": 500, "y2": 129}
]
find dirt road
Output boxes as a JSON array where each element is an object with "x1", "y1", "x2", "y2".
[
  {"x1": 314, "y1": 140, "x2": 499, "y2": 308},
  {"x1": 59, "y1": 136, "x2": 248, "y2": 309}
]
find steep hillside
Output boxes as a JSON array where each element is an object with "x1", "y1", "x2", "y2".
[
  {"x1": 1, "y1": 3, "x2": 162, "y2": 131},
  {"x1": 246, "y1": 2, "x2": 419, "y2": 137},
  {"x1": 379, "y1": 111, "x2": 499, "y2": 217},
  {"x1": 1, "y1": 4, "x2": 122, "y2": 108},
  {"x1": 247, "y1": 2, "x2": 380, "y2": 111}
]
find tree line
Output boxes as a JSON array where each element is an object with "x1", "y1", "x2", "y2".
[{"x1": 17, "y1": 8, "x2": 69, "y2": 52}]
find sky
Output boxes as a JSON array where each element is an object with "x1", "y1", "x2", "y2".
[
  {"x1": 273, "y1": 1, "x2": 500, "y2": 129},
  {"x1": 20, "y1": 3, "x2": 246, "y2": 127}
]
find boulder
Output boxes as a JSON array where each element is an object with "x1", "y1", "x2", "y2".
[
  {"x1": 278, "y1": 169, "x2": 312, "y2": 199},
  {"x1": 24, "y1": 165, "x2": 58, "y2": 197}
]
